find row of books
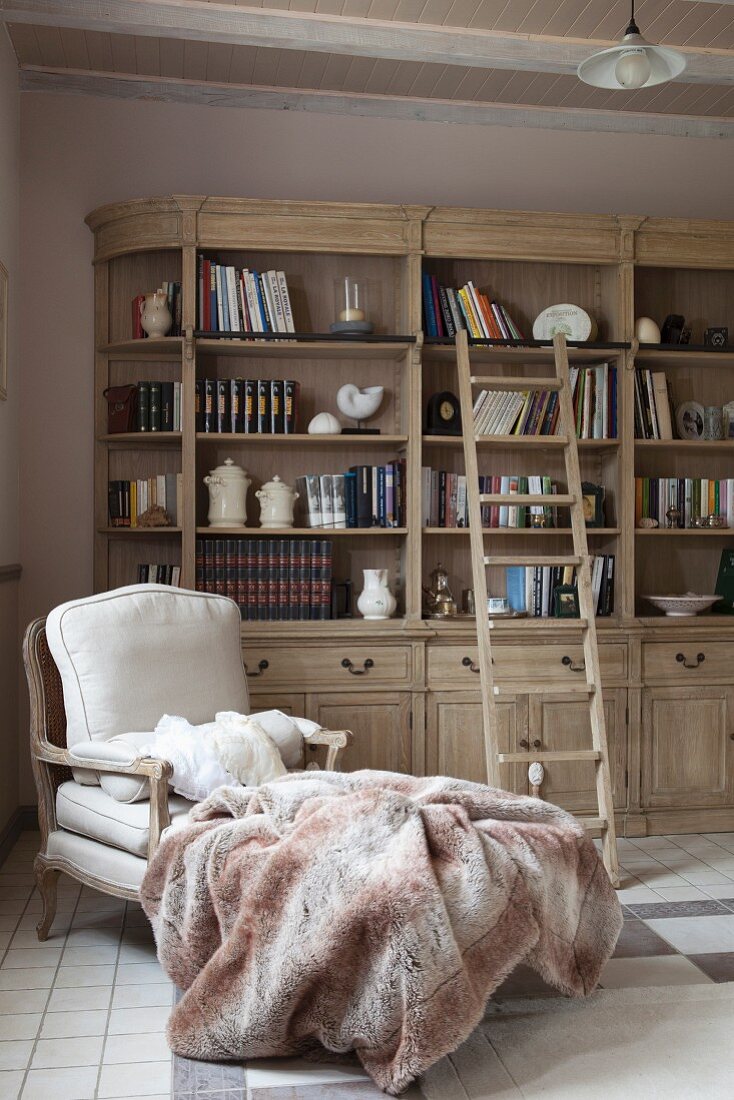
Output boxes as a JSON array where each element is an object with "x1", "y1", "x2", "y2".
[
  {"x1": 421, "y1": 469, "x2": 560, "y2": 528},
  {"x1": 634, "y1": 370, "x2": 673, "y2": 440},
  {"x1": 135, "y1": 381, "x2": 182, "y2": 432},
  {"x1": 132, "y1": 282, "x2": 182, "y2": 339},
  {"x1": 297, "y1": 462, "x2": 407, "y2": 529},
  {"x1": 505, "y1": 556, "x2": 615, "y2": 618},
  {"x1": 469, "y1": 364, "x2": 617, "y2": 439},
  {"x1": 422, "y1": 274, "x2": 523, "y2": 341},
  {"x1": 197, "y1": 258, "x2": 295, "y2": 334},
  {"x1": 635, "y1": 477, "x2": 734, "y2": 528},
  {"x1": 107, "y1": 474, "x2": 182, "y2": 527},
  {"x1": 137, "y1": 564, "x2": 181, "y2": 586},
  {"x1": 195, "y1": 378, "x2": 298, "y2": 434},
  {"x1": 195, "y1": 538, "x2": 332, "y2": 620}
]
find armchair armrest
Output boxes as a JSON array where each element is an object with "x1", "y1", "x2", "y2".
[
  {"x1": 39, "y1": 743, "x2": 173, "y2": 860},
  {"x1": 304, "y1": 729, "x2": 353, "y2": 771}
]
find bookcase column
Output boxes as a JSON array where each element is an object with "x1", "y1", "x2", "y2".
[{"x1": 177, "y1": 197, "x2": 205, "y2": 590}]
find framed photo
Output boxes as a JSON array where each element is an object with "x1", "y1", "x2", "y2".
[
  {"x1": 0, "y1": 261, "x2": 7, "y2": 400},
  {"x1": 554, "y1": 585, "x2": 580, "y2": 619},
  {"x1": 581, "y1": 482, "x2": 604, "y2": 527},
  {"x1": 675, "y1": 400, "x2": 704, "y2": 441}
]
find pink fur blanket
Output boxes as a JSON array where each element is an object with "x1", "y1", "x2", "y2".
[{"x1": 141, "y1": 770, "x2": 622, "y2": 1095}]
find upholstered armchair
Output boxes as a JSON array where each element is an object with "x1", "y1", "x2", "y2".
[{"x1": 23, "y1": 584, "x2": 351, "y2": 940}]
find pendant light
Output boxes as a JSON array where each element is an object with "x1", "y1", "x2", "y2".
[{"x1": 577, "y1": 0, "x2": 686, "y2": 90}]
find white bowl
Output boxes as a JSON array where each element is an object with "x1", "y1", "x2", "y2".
[{"x1": 643, "y1": 593, "x2": 720, "y2": 617}]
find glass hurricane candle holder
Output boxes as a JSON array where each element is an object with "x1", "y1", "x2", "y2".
[{"x1": 330, "y1": 277, "x2": 375, "y2": 336}]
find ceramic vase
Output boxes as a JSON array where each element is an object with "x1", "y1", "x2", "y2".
[
  {"x1": 204, "y1": 459, "x2": 251, "y2": 527},
  {"x1": 255, "y1": 475, "x2": 299, "y2": 529},
  {"x1": 357, "y1": 568, "x2": 396, "y2": 621},
  {"x1": 140, "y1": 291, "x2": 172, "y2": 338}
]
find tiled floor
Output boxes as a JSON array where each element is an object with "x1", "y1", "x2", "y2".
[{"x1": 2, "y1": 830, "x2": 734, "y2": 1099}]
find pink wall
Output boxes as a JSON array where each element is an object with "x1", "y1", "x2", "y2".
[{"x1": 17, "y1": 89, "x2": 734, "y2": 797}]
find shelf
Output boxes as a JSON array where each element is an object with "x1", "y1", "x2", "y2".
[
  {"x1": 98, "y1": 527, "x2": 182, "y2": 536},
  {"x1": 423, "y1": 527, "x2": 621, "y2": 536},
  {"x1": 196, "y1": 433, "x2": 408, "y2": 446},
  {"x1": 422, "y1": 435, "x2": 618, "y2": 449},
  {"x1": 423, "y1": 342, "x2": 627, "y2": 364},
  {"x1": 635, "y1": 439, "x2": 734, "y2": 451},
  {"x1": 635, "y1": 528, "x2": 733, "y2": 536},
  {"x1": 195, "y1": 527, "x2": 408, "y2": 536},
  {"x1": 195, "y1": 337, "x2": 413, "y2": 360},
  {"x1": 98, "y1": 338, "x2": 182, "y2": 358},
  {"x1": 635, "y1": 347, "x2": 734, "y2": 370},
  {"x1": 98, "y1": 433, "x2": 181, "y2": 446}
]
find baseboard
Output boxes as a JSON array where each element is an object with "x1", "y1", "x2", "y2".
[{"x1": 0, "y1": 806, "x2": 39, "y2": 867}]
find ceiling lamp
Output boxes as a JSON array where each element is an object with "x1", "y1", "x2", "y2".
[{"x1": 577, "y1": 0, "x2": 686, "y2": 90}]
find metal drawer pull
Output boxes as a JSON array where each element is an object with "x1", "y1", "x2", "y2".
[
  {"x1": 244, "y1": 659, "x2": 269, "y2": 678},
  {"x1": 562, "y1": 655, "x2": 585, "y2": 672},
  {"x1": 341, "y1": 657, "x2": 374, "y2": 676},
  {"x1": 676, "y1": 652, "x2": 705, "y2": 669},
  {"x1": 461, "y1": 656, "x2": 493, "y2": 673}
]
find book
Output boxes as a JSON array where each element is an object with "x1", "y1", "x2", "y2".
[
  {"x1": 136, "y1": 382, "x2": 150, "y2": 432},
  {"x1": 149, "y1": 382, "x2": 161, "y2": 432}
]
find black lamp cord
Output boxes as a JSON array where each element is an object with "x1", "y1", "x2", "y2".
[{"x1": 625, "y1": 0, "x2": 640, "y2": 36}]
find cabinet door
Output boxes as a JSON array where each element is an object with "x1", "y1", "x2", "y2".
[
  {"x1": 426, "y1": 691, "x2": 526, "y2": 793},
  {"x1": 249, "y1": 693, "x2": 305, "y2": 718},
  {"x1": 642, "y1": 686, "x2": 734, "y2": 809},
  {"x1": 309, "y1": 692, "x2": 412, "y2": 774},
  {"x1": 527, "y1": 690, "x2": 627, "y2": 813}
]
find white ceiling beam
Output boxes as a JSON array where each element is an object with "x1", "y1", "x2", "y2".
[
  {"x1": 2, "y1": 0, "x2": 733, "y2": 85},
  {"x1": 18, "y1": 66, "x2": 734, "y2": 139}
]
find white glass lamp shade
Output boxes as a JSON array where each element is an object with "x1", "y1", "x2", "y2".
[{"x1": 578, "y1": 31, "x2": 686, "y2": 89}]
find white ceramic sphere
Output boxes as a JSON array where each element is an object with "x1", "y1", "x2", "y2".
[
  {"x1": 308, "y1": 412, "x2": 341, "y2": 435},
  {"x1": 635, "y1": 316, "x2": 661, "y2": 343}
]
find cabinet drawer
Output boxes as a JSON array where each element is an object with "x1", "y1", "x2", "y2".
[
  {"x1": 643, "y1": 642, "x2": 734, "y2": 682},
  {"x1": 242, "y1": 644, "x2": 412, "y2": 689},
  {"x1": 427, "y1": 643, "x2": 626, "y2": 687}
]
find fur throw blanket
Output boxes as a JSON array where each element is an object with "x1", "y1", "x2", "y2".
[{"x1": 141, "y1": 771, "x2": 622, "y2": 1095}]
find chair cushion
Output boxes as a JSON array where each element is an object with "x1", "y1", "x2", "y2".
[
  {"x1": 46, "y1": 584, "x2": 249, "y2": 745},
  {"x1": 56, "y1": 780, "x2": 193, "y2": 858}
]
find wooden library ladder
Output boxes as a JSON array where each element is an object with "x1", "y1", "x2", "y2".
[{"x1": 455, "y1": 329, "x2": 620, "y2": 888}]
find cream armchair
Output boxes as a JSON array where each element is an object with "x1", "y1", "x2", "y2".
[{"x1": 23, "y1": 584, "x2": 351, "y2": 940}]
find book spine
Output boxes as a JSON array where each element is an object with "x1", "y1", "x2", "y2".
[
  {"x1": 149, "y1": 382, "x2": 161, "y2": 431},
  {"x1": 256, "y1": 541, "x2": 268, "y2": 621},
  {"x1": 277, "y1": 271, "x2": 296, "y2": 334},
  {"x1": 237, "y1": 538, "x2": 247, "y2": 618},
  {"x1": 226, "y1": 538, "x2": 237, "y2": 602},
  {"x1": 298, "y1": 539, "x2": 311, "y2": 620},
  {"x1": 257, "y1": 380, "x2": 270, "y2": 433},
  {"x1": 270, "y1": 379, "x2": 284, "y2": 433},
  {"x1": 288, "y1": 541, "x2": 299, "y2": 621},
  {"x1": 230, "y1": 378, "x2": 244, "y2": 433},
  {"x1": 160, "y1": 382, "x2": 174, "y2": 432},
  {"x1": 247, "y1": 539, "x2": 258, "y2": 621},
  {"x1": 284, "y1": 380, "x2": 299, "y2": 434},
  {"x1": 278, "y1": 539, "x2": 289, "y2": 621},
  {"x1": 136, "y1": 382, "x2": 150, "y2": 432},
  {"x1": 216, "y1": 380, "x2": 229, "y2": 434},
  {"x1": 309, "y1": 542, "x2": 321, "y2": 620}
]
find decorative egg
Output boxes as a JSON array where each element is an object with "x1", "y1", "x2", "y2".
[
  {"x1": 635, "y1": 316, "x2": 661, "y2": 344},
  {"x1": 308, "y1": 412, "x2": 341, "y2": 435}
]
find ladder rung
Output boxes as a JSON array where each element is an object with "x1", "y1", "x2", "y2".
[
  {"x1": 478, "y1": 494, "x2": 576, "y2": 506},
  {"x1": 576, "y1": 816, "x2": 608, "y2": 831},
  {"x1": 494, "y1": 683, "x2": 595, "y2": 695},
  {"x1": 484, "y1": 555, "x2": 581, "y2": 567},
  {"x1": 470, "y1": 376, "x2": 562, "y2": 392},
  {"x1": 497, "y1": 750, "x2": 602, "y2": 764}
]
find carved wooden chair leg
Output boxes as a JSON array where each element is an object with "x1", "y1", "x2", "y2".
[{"x1": 34, "y1": 858, "x2": 60, "y2": 942}]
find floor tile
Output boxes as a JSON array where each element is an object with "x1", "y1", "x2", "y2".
[
  {"x1": 0, "y1": 991, "x2": 48, "y2": 1016},
  {"x1": 612, "y1": 921, "x2": 676, "y2": 958},
  {"x1": 65, "y1": 927, "x2": 122, "y2": 947},
  {"x1": 632, "y1": 836, "x2": 681, "y2": 850},
  {"x1": 687, "y1": 952, "x2": 734, "y2": 983},
  {"x1": 630, "y1": 869, "x2": 689, "y2": 887},
  {"x1": 246, "y1": 1057, "x2": 370, "y2": 1088},
  {"x1": 111, "y1": 983, "x2": 173, "y2": 1010},
  {"x1": 115, "y1": 963, "x2": 169, "y2": 986},
  {"x1": 61, "y1": 945, "x2": 118, "y2": 967},
  {"x1": 54, "y1": 964, "x2": 115, "y2": 987},
  {"x1": 702, "y1": 887, "x2": 734, "y2": 901},
  {"x1": 0, "y1": 888, "x2": 32, "y2": 902},
  {"x1": 118, "y1": 942, "x2": 158, "y2": 964},
  {"x1": 646, "y1": 914, "x2": 734, "y2": 954},
  {"x1": 172, "y1": 1055, "x2": 246, "y2": 1095},
  {"x1": 248, "y1": 1086, "x2": 384, "y2": 1099},
  {"x1": 0, "y1": 949, "x2": 62, "y2": 970},
  {"x1": 21, "y1": 1065, "x2": 98, "y2": 1100},
  {"x1": 599, "y1": 955, "x2": 714, "y2": 989},
  {"x1": 46, "y1": 985, "x2": 112, "y2": 1012},
  {"x1": 8, "y1": 930, "x2": 65, "y2": 950},
  {"x1": 680, "y1": 869, "x2": 734, "y2": 886},
  {"x1": 615, "y1": 887, "x2": 662, "y2": 903},
  {"x1": 103, "y1": 1031, "x2": 171, "y2": 1064},
  {"x1": 98, "y1": 1059, "x2": 172, "y2": 1097},
  {"x1": 0, "y1": 1016, "x2": 42, "y2": 1041},
  {"x1": 0, "y1": 1070, "x2": 24, "y2": 1100},
  {"x1": 40, "y1": 1009, "x2": 108, "y2": 1038},
  {"x1": 108, "y1": 1005, "x2": 171, "y2": 1034},
  {"x1": 0, "y1": 1042, "x2": 34, "y2": 1072},
  {"x1": 0, "y1": 903, "x2": 27, "y2": 917},
  {"x1": 493, "y1": 963, "x2": 559, "y2": 998},
  {"x1": 30, "y1": 1035, "x2": 104, "y2": 1069},
  {"x1": 0, "y1": 916, "x2": 19, "y2": 932},
  {"x1": 626, "y1": 900, "x2": 729, "y2": 919},
  {"x1": 0, "y1": 969, "x2": 56, "y2": 992}
]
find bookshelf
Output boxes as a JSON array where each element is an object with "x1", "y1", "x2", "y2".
[{"x1": 87, "y1": 198, "x2": 734, "y2": 838}]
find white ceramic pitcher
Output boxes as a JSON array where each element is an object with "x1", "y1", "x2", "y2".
[{"x1": 357, "y1": 569, "x2": 397, "y2": 621}]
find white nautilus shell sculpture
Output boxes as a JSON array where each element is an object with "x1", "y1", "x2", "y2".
[{"x1": 336, "y1": 384, "x2": 384, "y2": 424}]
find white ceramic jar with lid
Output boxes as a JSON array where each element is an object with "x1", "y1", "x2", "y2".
[
  {"x1": 204, "y1": 459, "x2": 251, "y2": 527},
  {"x1": 255, "y1": 475, "x2": 299, "y2": 529}
]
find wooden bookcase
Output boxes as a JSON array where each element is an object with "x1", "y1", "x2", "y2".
[{"x1": 87, "y1": 198, "x2": 734, "y2": 838}]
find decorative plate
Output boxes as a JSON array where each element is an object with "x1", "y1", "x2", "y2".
[
  {"x1": 532, "y1": 304, "x2": 597, "y2": 342},
  {"x1": 675, "y1": 400, "x2": 705, "y2": 440},
  {"x1": 643, "y1": 593, "x2": 720, "y2": 617}
]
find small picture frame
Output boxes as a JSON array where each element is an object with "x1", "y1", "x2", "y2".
[
  {"x1": 0, "y1": 261, "x2": 7, "y2": 401},
  {"x1": 554, "y1": 585, "x2": 580, "y2": 619},
  {"x1": 581, "y1": 481, "x2": 604, "y2": 527}
]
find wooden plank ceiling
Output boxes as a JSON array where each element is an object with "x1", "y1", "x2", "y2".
[{"x1": 3, "y1": 0, "x2": 734, "y2": 136}]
